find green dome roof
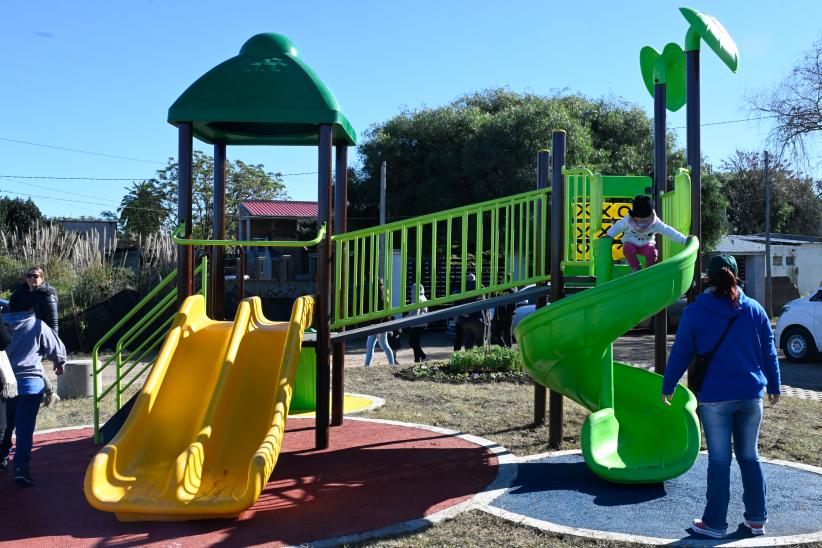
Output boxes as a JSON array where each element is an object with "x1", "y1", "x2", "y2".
[{"x1": 168, "y1": 33, "x2": 356, "y2": 146}]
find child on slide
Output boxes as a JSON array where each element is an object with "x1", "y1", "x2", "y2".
[{"x1": 605, "y1": 195, "x2": 688, "y2": 271}]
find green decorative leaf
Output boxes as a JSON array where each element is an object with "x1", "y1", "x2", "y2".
[
  {"x1": 639, "y1": 43, "x2": 687, "y2": 112},
  {"x1": 680, "y1": 7, "x2": 739, "y2": 72}
]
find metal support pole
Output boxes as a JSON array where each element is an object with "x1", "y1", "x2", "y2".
[
  {"x1": 686, "y1": 49, "x2": 702, "y2": 300},
  {"x1": 315, "y1": 125, "x2": 333, "y2": 449},
  {"x1": 548, "y1": 130, "x2": 566, "y2": 447},
  {"x1": 533, "y1": 149, "x2": 550, "y2": 425},
  {"x1": 332, "y1": 144, "x2": 348, "y2": 427},
  {"x1": 211, "y1": 142, "x2": 227, "y2": 320},
  {"x1": 379, "y1": 161, "x2": 387, "y2": 277},
  {"x1": 764, "y1": 151, "x2": 772, "y2": 318},
  {"x1": 176, "y1": 122, "x2": 194, "y2": 304},
  {"x1": 653, "y1": 83, "x2": 668, "y2": 375}
]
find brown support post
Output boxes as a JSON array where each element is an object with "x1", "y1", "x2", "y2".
[
  {"x1": 331, "y1": 143, "x2": 348, "y2": 427},
  {"x1": 533, "y1": 149, "x2": 550, "y2": 424},
  {"x1": 211, "y1": 142, "x2": 227, "y2": 320},
  {"x1": 315, "y1": 125, "x2": 333, "y2": 449},
  {"x1": 177, "y1": 122, "x2": 195, "y2": 304},
  {"x1": 548, "y1": 130, "x2": 566, "y2": 448}
]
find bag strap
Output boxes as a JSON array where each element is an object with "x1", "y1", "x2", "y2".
[{"x1": 703, "y1": 314, "x2": 739, "y2": 364}]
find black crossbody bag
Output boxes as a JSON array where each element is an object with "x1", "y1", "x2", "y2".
[{"x1": 690, "y1": 315, "x2": 738, "y2": 393}]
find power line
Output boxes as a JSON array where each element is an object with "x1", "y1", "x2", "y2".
[
  {"x1": 0, "y1": 176, "x2": 124, "y2": 202},
  {"x1": 0, "y1": 183, "x2": 171, "y2": 215},
  {"x1": 0, "y1": 175, "x2": 148, "y2": 181},
  {"x1": 0, "y1": 170, "x2": 320, "y2": 180},
  {"x1": 671, "y1": 114, "x2": 780, "y2": 130},
  {"x1": 0, "y1": 188, "x2": 118, "y2": 208},
  {"x1": 0, "y1": 137, "x2": 165, "y2": 164}
]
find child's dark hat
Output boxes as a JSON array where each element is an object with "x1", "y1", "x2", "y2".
[{"x1": 630, "y1": 195, "x2": 654, "y2": 218}]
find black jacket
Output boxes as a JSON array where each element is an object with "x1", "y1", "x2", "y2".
[
  {"x1": 0, "y1": 312, "x2": 10, "y2": 350},
  {"x1": 12, "y1": 282, "x2": 59, "y2": 335}
]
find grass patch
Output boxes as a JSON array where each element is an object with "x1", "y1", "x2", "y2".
[{"x1": 350, "y1": 509, "x2": 647, "y2": 547}]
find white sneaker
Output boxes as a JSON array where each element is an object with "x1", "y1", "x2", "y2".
[
  {"x1": 744, "y1": 519, "x2": 766, "y2": 536},
  {"x1": 691, "y1": 519, "x2": 726, "y2": 538}
]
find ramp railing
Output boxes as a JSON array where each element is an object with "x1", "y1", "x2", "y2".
[
  {"x1": 91, "y1": 258, "x2": 208, "y2": 443},
  {"x1": 331, "y1": 187, "x2": 551, "y2": 328}
]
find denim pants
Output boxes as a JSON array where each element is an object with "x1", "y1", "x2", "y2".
[
  {"x1": 0, "y1": 390, "x2": 45, "y2": 472},
  {"x1": 699, "y1": 399, "x2": 767, "y2": 531},
  {"x1": 364, "y1": 333, "x2": 395, "y2": 366}
]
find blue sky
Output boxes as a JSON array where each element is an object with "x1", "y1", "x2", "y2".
[{"x1": 2, "y1": 0, "x2": 821, "y2": 218}]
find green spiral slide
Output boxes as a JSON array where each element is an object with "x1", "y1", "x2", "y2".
[{"x1": 515, "y1": 237, "x2": 701, "y2": 483}]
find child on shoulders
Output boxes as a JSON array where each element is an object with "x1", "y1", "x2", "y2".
[{"x1": 605, "y1": 195, "x2": 688, "y2": 272}]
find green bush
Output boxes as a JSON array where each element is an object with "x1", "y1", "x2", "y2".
[
  {"x1": 0, "y1": 255, "x2": 24, "y2": 294},
  {"x1": 449, "y1": 346, "x2": 522, "y2": 373}
]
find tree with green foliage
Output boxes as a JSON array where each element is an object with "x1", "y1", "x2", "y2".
[
  {"x1": 115, "y1": 151, "x2": 288, "y2": 239},
  {"x1": 349, "y1": 89, "x2": 687, "y2": 231},
  {"x1": 699, "y1": 173, "x2": 730, "y2": 251},
  {"x1": 117, "y1": 180, "x2": 170, "y2": 240},
  {"x1": 0, "y1": 197, "x2": 43, "y2": 234},
  {"x1": 716, "y1": 150, "x2": 822, "y2": 236}
]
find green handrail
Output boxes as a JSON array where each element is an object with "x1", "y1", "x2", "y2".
[
  {"x1": 92, "y1": 258, "x2": 207, "y2": 443},
  {"x1": 332, "y1": 187, "x2": 552, "y2": 328},
  {"x1": 172, "y1": 222, "x2": 327, "y2": 247}
]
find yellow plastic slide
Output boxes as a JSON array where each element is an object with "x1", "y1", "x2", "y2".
[{"x1": 84, "y1": 294, "x2": 314, "y2": 520}]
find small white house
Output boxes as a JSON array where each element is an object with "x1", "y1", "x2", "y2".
[{"x1": 711, "y1": 234, "x2": 822, "y2": 309}]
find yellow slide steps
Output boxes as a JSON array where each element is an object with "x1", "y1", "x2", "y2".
[{"x1": 84, "y1": 294, "x2": 314, "y2": 520}]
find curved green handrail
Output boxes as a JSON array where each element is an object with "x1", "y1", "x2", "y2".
[{"x1": 172, "y1": 222, "x2": 326, "y2": 247}]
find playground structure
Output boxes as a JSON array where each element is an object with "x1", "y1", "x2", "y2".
[{"x1": 85, "y1": 6, "x2": 744, "y2": 521}]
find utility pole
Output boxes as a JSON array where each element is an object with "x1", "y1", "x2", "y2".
[{"x1": 764, "y1": 151, "x2": 772, "y2": 318}]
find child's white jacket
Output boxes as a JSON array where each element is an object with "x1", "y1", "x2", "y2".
[{"x1": 605, "y1": 213, "x2": 688, "y2": 247}]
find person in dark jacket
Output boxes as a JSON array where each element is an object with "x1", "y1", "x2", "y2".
[
  {"x1": 662, "y1": 255, "x2": 781, "y2": 539},
  {"x1": 12, "y1": 267, "x2": 59, "y2": 335}
]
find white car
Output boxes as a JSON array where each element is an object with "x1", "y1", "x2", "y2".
[{"x1": 775, "y1": 286, "x2": 822, "y2": 362}]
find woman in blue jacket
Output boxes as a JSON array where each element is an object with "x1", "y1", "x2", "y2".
[{"x1": 662, "y1": 255, "x2": 781, "y2": 539}]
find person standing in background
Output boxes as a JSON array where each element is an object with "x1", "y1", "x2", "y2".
[{"x1": 12, "y1": 267, "x2": 59, "y2": 335}]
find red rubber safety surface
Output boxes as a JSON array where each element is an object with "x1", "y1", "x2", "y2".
[{"x1": 0, "y1": 418, "x2": 498, "y2": 547}]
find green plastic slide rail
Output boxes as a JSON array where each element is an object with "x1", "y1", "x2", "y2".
[
  {"x1": 91, "y1": 258, "x2": 208, "y2": 444},
  {"x1": 171, "y1": 222, "x2": 326, "y2": 247},
  {"x1": 331, "y1": 187, "x2": 551, "y2": 329}
]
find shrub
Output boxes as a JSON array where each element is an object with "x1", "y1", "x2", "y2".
[
  {"x1": 396, "y1": 346, "x2": 529, "y2": 384},
  {"x1": 449, "y1": 346, "x2": 522, "y2": 373}
]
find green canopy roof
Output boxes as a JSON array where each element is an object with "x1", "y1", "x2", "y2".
[{"x1": 168, "y1": 33, "x2": 357, "y2": 146}]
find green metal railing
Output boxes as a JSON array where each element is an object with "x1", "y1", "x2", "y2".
[
  {"x1": 331, "y1": 187, "x2": 551, "y2": 328},
  {"x1": 91, "y1": 258, "x2": 208, "y2": 443},
  {"x1": 564, "y1": 168, "x2": 598, "y2": 272}
]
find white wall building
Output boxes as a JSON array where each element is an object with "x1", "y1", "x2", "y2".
[{"x1": 711, "y1": 234, "x2": 822, "y2": 309}]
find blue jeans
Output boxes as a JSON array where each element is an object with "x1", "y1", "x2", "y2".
[
  {"x1": 699, "y1": 399, "x2": 767, "y2": 531},
  {"x1": 364, "y1": 333, "x2": 395, "y2": 366},
  {"x1": 0, "y1": 390, "x2": 45, "y2": 473}
]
